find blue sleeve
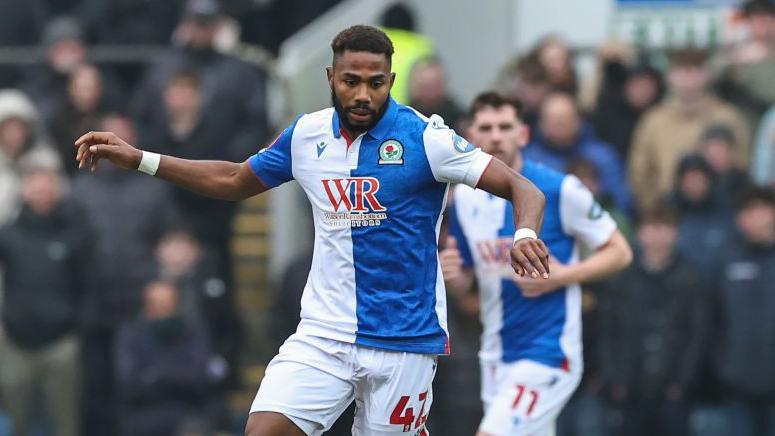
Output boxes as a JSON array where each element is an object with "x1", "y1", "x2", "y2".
[
  {"x1": 248, "y1": 115, "x2": 302, "y2": 188},
  {"x1": 447, "y1": 204, "x2": 474, "y2": 267}
]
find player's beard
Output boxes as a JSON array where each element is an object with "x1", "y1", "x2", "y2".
[{"x1": 331, "y1": 87, "x2": 389, "y2": 135}]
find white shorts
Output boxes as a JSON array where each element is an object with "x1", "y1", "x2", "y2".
[
  {"x1": 478, "y1": 359, "x2": 580, "y2": 436},
  {"x1": 251, "y1": 332, "x2": 437, "y2": 436}
]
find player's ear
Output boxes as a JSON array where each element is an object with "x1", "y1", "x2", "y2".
[
  {"x1": 389, "y1": 72, "x2": 396, "y2": 89},
  {"x1": 325, "y1": 66, "x2": 334, "y2": 87}
]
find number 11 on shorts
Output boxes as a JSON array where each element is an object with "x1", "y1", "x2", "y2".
[{"x1": 390, "y1": 391, "x2": 429, "y2": 432}]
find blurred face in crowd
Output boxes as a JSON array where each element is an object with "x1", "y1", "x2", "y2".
[
  {"x1": 100, "y1": 115, "x2": 137, "y2": 146},
  {"x1": 637, "y1": 220, "x2": 678, "y2": 262},
  {"x1": 537, "y1": 37, "x2": 572, "y2": 82},
  {"x1": 327, "y1": 50, "x2": 394, "y2": 135},
  {"x1": 702, "y1": 139, "x2": 735, "y2": 175},
  {"x1": 468, "y1": 104, "x2": 527, "y2": 166},
  {"x1": 539, "y1": 93, "x2": 580, "y2": 148},
  {"x1": 182, "y1": 18, "x2": 219, "y2": 50},
  {"x1": 625, "y1": 73, "x2": 660, "y2": 111},
  {"x1": 679, "y1": 168, "x2": 712, "y2": 202},
  {"x1": 143, "y1": 282, "x2": 180, "y2": 319},
  {"x1": 668, "y1": 65, "x2": 708, "y2": 104},
  {"x1": 747, "y1": 11, "x2": 775, "y2": 42},
  {"x1": 156, "y1": 230, "x2": 202, "y2": 278},
  {"x1": 21, "y1": 169, "x2": 62, "y2": 215},
  {"x1": 68, "y1": 65, "x2": 103, "y2": 113},
  {"x1": 0, "y1": 117, "x2": 32, "y2": 159},
  {"x1": 737, "y1": 201, "x2": 775, "y2": 244},
  {"x1": 409, "y1": 61, "x2": 447, "y2": 110},
  {"x1": 48, "y1": 39, "x2": 86, "y2": 74},
  {"x1": 164, "y1": 76, "x2": 203, "y2": 119}
]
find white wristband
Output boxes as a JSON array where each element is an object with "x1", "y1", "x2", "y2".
[
  {"x1": 514, "y1": 228, "x2": 538, "y2": 242},
  {"x1": 137, "y1": 151, "x2": 161, "y2": 176}
]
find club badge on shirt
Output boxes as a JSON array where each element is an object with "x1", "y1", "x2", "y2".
[{"x1": 379, "y1": 139, "x2": 404, "y2": 165}]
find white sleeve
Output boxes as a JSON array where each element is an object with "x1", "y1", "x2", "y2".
[
  {"x1": 423, "y1": 114, "x2": 493, "y2": 187},
  {"x1": 559, "y1": 175, "x2": 617, "y2": 250}
]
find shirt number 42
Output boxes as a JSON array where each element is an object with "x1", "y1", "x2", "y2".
[{"x1": 390, "y1": 391, "x2": 429, "y2": 432}]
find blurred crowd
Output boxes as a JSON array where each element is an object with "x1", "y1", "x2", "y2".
[{"x1": 0, "y1": 0, "x2": 773, "y2": 435}]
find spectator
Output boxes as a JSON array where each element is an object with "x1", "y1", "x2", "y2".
[
  {"x1": 699, "y1": 125, "x2": 754, "y2": 202},
  {"x1": 142, "y1": 69, "x2": 240, "y2": 289},
  {"x1": 496, "y1": 55, "x2": 552, "y2": 130},
  {"x1": 0, "y1": 166, "x2": 92, "y2": 436},
  {"x1": 115, "y1": 281, "x2": 218, "y2": 436},
  {"x1": 130, "y1": 0, "x2": 270, "y2": 162},
  {"x1": 629, "y1": 48, "x2": 751, "y2": 213},
  {"x1": 71, "y1": 114, "x2": 179, "y2": 436},
  {"x1": 670, "y1": 154, "x2": 736, "y2": 278},
  {"x1": 591, "y1": 63, "x2": 664, "y2": 161},
  {"x1": 408, "y1": 58, "x2": 464, "y2": 127},
  {"x1": 154, "y1": 226, "x2": 241, "y2": 389},
  {"x1": 711, "y1": 0, "x2": 775, "y2": 127},
  {"x1": 379, "y1": 2, "x2": 434, "y2": 104},
  {"x1": 49, "y1": 64, "x2": 111, "y2": 175},
  {"x1": 530, "y1": 35, "x2": 578, "y2": 95},
  {"x1": 0, "y1": 89, "x2": 59, "y2": 225},
  {"x1": 711, "y1": 187, "x2": 775, "y2": 436},
  {"x1": 524, "y1": 91, "x2": 633, "y2": 214},
  {"x1": 752, "y1": 105, "x2": 775, "y2": 186},
  {"x1": 598, "y1": 202, "x2": 708, "y2": 436}
]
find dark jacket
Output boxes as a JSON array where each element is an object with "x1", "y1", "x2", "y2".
[
  {"x1": 0, "y1": 203, "x2": 93, "y2": 348},
  {"x1": 598, "y1": 252, "x2": 708, "y2": 399},
  {"x1": 115, "y1": 316, "x2": 213, "y2": 436},
  {"x1": 524, "y1": 123, "x2": 633, "y2": 215},
  {"x1": 71, "y1": 168, "x2": 179, "y2": 326},
  {"x1": 712, "y1": 237, "x2": 775, "y2": 398},
  {"x1": 130, "y1": 46, "x2": 270, "y2": 162}
]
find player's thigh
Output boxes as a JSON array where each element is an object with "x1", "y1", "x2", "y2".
[
  {"x1": 245, "y1": 411, "x2": 307, "y2": 436},
  {"x1": 250, "y1": 333, "x2": 356, "y2": 436},
  {"x1": 353, "y1": 350, "x2": 437, "y2": 435},
  {"x1": 478, "y1": 360, "x2": 580, "y2": 436}
]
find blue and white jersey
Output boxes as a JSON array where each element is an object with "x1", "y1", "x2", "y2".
[
  {"x1": 249, "y1": 98, "x2": 492, "y2": 355},
  {"x1": 449, "y1": 161, "x2": 616, "y2": 370}
]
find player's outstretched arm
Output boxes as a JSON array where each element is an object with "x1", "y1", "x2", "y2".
[
  {"x1": 74, "y1": 131, "x2": 266, "y2": 201},
  {"x1": 476, "y1": 158, "x2": 550, "y2": 279}
]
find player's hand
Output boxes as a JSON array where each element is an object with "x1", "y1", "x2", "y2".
[
  {"x1": 74, "y1": 131, "x2": 142, "y2": 173},
  {"x1": 511, "y1": 237, "x2": 550, "y2": 279},
  {"x1": 439, "y1": 236, "x2": 463, "y2": 282},
  {"x1": 514, "y1": 256, "x2": 567, "y2": 298}
]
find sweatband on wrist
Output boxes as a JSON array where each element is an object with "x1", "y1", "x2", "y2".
[
  {"x1": 514, "y1": 228, "x2": 538, "y2": 242},
  {"x1": 137, "y1": 151, "x2": 161, "y2": 176}
]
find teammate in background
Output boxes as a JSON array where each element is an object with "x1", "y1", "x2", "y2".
[
  {"x1": 73, "y1": 26, "x2": 551, "y2": 436},
  {"x1": 440, "y1": 92, "x2": 632, "y2": 436}
]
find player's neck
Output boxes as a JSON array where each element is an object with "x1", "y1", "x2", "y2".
[{"x1": 511, "y1": 153, "x2": 524, "y2": 173}]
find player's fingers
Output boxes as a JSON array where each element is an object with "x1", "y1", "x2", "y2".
[
  {"x1": 75, "y1": 131, "x2": 114, "y2": 147},
  {"x1": 534, "y1": 239, "x2": 551, "y2": 278},
  {"x1": 514, "y1": 241, "x2": 544, "y2": 279},
  {"x1": 445, "y1": 236, "x2": 457, "y2": 250}
]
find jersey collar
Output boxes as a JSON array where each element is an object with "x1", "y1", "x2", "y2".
[{"x1": 332, "y1": 97, "x2": 398, "y2": 141}]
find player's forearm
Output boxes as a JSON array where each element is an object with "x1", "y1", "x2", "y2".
[
  {"x1": 478, "y1": 159, "x2": 545, "y2": 232},
  {"x1": 563, "y1": 230, "x2": 632, "y2": 285},
  {"x1": 153, "y1": 155, "x2": 260, "y2": 201}
]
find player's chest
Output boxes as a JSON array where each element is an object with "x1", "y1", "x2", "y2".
[{"x1": 292, "y1": 134, "x2": 436, "y2": 203}]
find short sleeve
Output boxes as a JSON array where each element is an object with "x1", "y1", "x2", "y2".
[
  {"x1": 248, "y1": 115, "x2": 302, "y2": 188},
  {"x1": 447, "y1": 202, "x2": 474, "y2": 267},
  {"x1": 423, "y1": 115, "x2": 493, "y2": 187},
  {"x1": 559, "y1": 175, "x2": 617, "y2": 249}
]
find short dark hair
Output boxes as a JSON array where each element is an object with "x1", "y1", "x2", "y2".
[
  {"x1": 742, "y1": 0, "x2": 774, "y2": 17},
  {"x1": 737, "y1": 186, "x2": 775, "y2": 211},
  {"x1": 638, "y1": 200, "x2": 679, "y2": 227},
  {"x1": 331, "y1": 25, "x2": 394, "y2": 63},
  {"x1": 381, "y1": 3, "x2": 416, "y2": 31},
  {"x1": 700, "y1": 124, "x2": 737, "y2": 148},
  {"x1": 468, "y1": 91, "x2": 523, "y2": 120}
]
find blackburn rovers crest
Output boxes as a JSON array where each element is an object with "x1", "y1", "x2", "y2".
[{"x1": 378, "y1": 139, "x2": 404, "y2": 165}]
